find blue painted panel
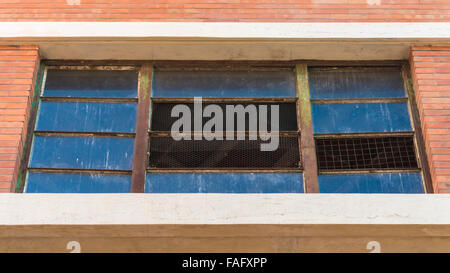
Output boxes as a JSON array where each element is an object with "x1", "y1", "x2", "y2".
[
  {"x1": 145, "y1": 173, "x2": 303, "y2": 193},
  {"x1": 318, "y1": 172, "x2": 424, "y2": 193},
  {"x1": 36, "y1": 101, "x2": 137, "y2": 132},
  {"x1": 36, "y1": 101, "x2": 137, "y2": 133},
  {"x1": 152, "y1": 70, "x2": 296, "y2": 97},
  {"x1": 309, "y1": 68, "x2": 406, "y2": 99},
  {"x1": 25, "y1": 172, "x2": 131, "y2": 193},
  {"x1": 312, "y1": 102, "x2": 412, "y2": 133},
  {"x1": 29, "y1": 136, "x2": 134, "y2": 170},
  {"x1": 43, "y1": 70, "x2": 138, "y2": 98}
]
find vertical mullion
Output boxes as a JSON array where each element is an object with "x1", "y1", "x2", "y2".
[
  {"x1": 131, "y1": 64, "x2": 153, "y2": 193},
  {"x1": 401, "y1": 64, "x2": 434, "y2": 193},
  {"x1": 296, "y1": 63, "x2": 319, "y2": 193}
]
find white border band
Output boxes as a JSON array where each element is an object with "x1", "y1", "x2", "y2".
[
  {"x1": 1, "y1": 194, "x2": 450, "y2": 225},
  {"x1": 1, "y1": 22, "x2": 450, "y2": 39}
]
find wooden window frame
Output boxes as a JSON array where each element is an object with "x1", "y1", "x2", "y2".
[{"x1": 16, "y1": 60, "x2": 433, "y2": 194}]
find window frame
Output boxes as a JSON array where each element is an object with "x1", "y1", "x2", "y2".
[{"x1": 16, "y1": 60, "x2": 433, "y2": 194}]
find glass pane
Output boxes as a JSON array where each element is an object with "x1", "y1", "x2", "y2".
[
  {"x1": 145, "y1": 173, "x2": 303, "y2": 193},
  {"x1": 29, "y1": 136, "x2": 134, "y2": 170},
  {"x1": 25, "y1": 172, "x2": 131, "y2": 193},
  {"x1": 43, "y1": 70, "x2": 138, "y2": 98},
  {"x1": 152, "y1": 70, "x2": 296, "y2": 97},
  {"x1": 312, "y1": 102, "x2": 412, "y2": 133},
  {"x1": 36, "y1": 102, "x2": 137, "y2": 132},
  {"x1": 309, "y1": 67, "x2": 406, "y2": 99},
  {"x1": 318, "y1": 172, "x2": 424, "y2": 193}
]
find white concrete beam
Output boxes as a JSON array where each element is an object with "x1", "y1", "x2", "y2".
[
  {"x1": 0, "y1": 22, "x2": 450, "y2": 60},
  {"x1": 1, "y1": 194, "x2": 449, "y2": 225},
  {"x1": 0, "y1": 22, "x2": 449, "y2": 39}
]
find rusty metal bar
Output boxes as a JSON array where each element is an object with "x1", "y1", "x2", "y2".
[
  {"x1": 130, "y1": 64, "x2": 153, "y2": 193},
  {"x1": 43, "y1": 59, "x2": 406, "y2": 68},
  {"x1": 148, "y1": 131, "x2": 299, "y2": 137},
  {"x1": 314, "y1": 132, "x2": 415, "y2": 139},
  {"x1": 401, "y1": 64, "x2": 434, "y2": 194},
  {"x1": 28, "y1": 168, "x2": 132, "y2": 175},
  {"x1": 40, "y1": 97, "x2": 138, "y2": 103},
  {"x1": 305, "y1": 60, "x2": 406, "y2": 67},
  {"x1": 44, "y1": 60, "x2": 144, "y2": 67},
  {"x1": 319, "y1": 169, "x2": 421, "y2": 175},
  {"x1": 45, "y1": 65, "x2": 138, "y2": 71},
  {"x1": 153, "y1": 60, "x2": 296, "y2": 69},
  {"x1": 34, "y1": 131, "x2": 135, "y2": 138},
  {"x1": 310, "y1": 98, "x2": 408, "y2": 104},
  {"x1": 296, "y1": 63, "x2": 319, "y2": 193},
  {"x1": 151, "y1": 97, "x2": 297, "y2": 103},
  {"x1": 146, "y1": 168, "x2": 302, "y2": 173}
]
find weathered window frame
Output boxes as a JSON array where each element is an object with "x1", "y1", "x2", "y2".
[{"x1": 16, "y1": 60, "x2": 433, "y2": 194}]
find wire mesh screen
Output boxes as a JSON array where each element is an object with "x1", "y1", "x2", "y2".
[
  {"x1": 148, "y1": 136, "x2": 300, "y2": 169},
  {"x1": 151, "y1": 102, "x2": 298, "y2": 132},
  {"x1": 315, "y1": 136, "x2": 418, "y2": 170}
]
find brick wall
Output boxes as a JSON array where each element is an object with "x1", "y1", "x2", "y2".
[
  {"x1": 410, "y1": 46, "x2": 450, "y2": 193},
  {"x1": 0, "y1": 0, "x2": 449, "y2": 22},
  {"x1": 0, "y1": 45, "x2": 39, "y2": 193}
]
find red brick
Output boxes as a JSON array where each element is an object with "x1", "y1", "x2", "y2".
[
  {"x1": 0, "y1": 46, "x2": 39, "y2": 192},
  {"x1": 0, "y1": 1, "x2": 448, "y2": 22},
  {"x1": 436, "y1": 176, "x2": 450, "y2": 183},
  {"x1": 411, "y1": 47, "x2": 450, "y2": 193}
]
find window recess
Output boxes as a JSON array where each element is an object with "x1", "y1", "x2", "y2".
[{"x1": 18, "y1": 61, "x2": 431, "y2": 194}]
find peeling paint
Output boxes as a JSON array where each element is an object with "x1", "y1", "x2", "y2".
[
  {"x1": 139, "y1": 70, "x2": 150, "y2": 100},
  {"x1": 66, "y1": 0, "x2": 81, "y2": 6},
  {"x1": 367, "y1": 0, "x2": 381, "y2": 6}
]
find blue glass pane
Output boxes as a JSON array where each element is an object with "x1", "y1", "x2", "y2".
[
  {"x1": 318, "y1": 172, "x2": 424, "y2": 193},
  {"x1": 25, "y1": 172, "x2": 131, "y2": 193},
  {"x1": 312, "y1": 102, "x2": 412, "y2": 133},
  {"x1": 43, "y1": 70, "x2": 138, "y2": 98},
  {"x1": 36, "y1": 102, "x2": 137, "y2": 133},
  {"x1": 152, "y1": 70, "x2": 296, "y2": 97},
  {"x1": 145, "y1": 173, "x2": 303, "y2": 193},
  {"x1": 29, "y1": 136, "x2": 134, "y2": 170},
  {"x1": 309, "y1": 68, "x2": 406, "y2": 99}
]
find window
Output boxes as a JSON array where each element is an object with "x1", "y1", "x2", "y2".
[
  {"x1": 146, "y1": 67, "x2": 303, "y2": 193},
  {"x1": 24, "y1": 67, "x2": 138, "y2": 193},
  {"x1": 309, "y1": 66, "x2": 427, "y2": 193},
  {"x1": 18, "y1": 62, "x2": 431, "y2": 194}
]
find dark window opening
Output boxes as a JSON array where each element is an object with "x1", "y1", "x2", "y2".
[
  {"x1": 148, "y1": 136, "x2": 300, "y2": 169},
  {"x1": 151, "y1": 102, "x2": 298, "y2": 132},
  {"x1": 315, "y1": 136, "x2": 418, "y2": 171}
]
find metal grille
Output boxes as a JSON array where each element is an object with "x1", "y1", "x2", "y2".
[
  {"x1": 148, "y1": 136, "x2": 300, "y2": 169},
  {"x1": 151, "y1": 102, "x2": 298, "y2": 132},
  {"x1": 315, "y1": 136, "x2": 418, "y2": 170}
]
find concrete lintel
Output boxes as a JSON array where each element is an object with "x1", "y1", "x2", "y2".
[
  {"x1": 1, "y1": 22, "x2": 450, "y2": 60},
  {"x1": 1, "y1": 22, "x2": 450, "y2": 39}
]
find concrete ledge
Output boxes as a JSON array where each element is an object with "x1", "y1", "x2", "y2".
[
  {"x1": 1, "y1": 22, "x2": 449, "y2": 39},
  {"x1": 1, "y1": 22, "x2": 450, "y2": 60},
  {"x1": 1, "y1": 194, "x2": 449, "y2": 252},
  {"x1": 1, "y1": 194, "x2": 449, "y2": 225}
]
